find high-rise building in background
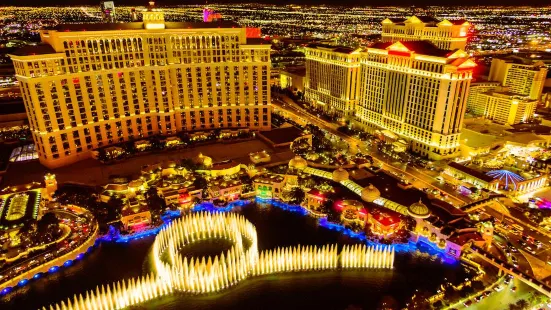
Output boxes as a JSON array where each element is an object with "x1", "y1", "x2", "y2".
[
  {"x1": 100, "y1": 1, "x2": 116, "y2": 23},
  {"x1": 304, "y1": 45, "x2": 361, "y2": 117},
  {"x1": 355, "y1": 41, "x2": 475, "y2": 159},
  {"x1": 381, "y1": 16, "x2": 469, "y2": 50},
  {"x1": 9, "y1": 5, "x2": 271, "y2": 168},
  {"x1": 489, "y1": 57, "x2": 547, "y2": 100},
  {"x1": 466, "y1": 56, "x2": 547, "y2": 125}
]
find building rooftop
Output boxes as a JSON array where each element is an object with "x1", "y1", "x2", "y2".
[
  {"x1": 460, "y1": 128, "x2": 499, "y2": 149},
  {"x1": 507, "y1": 124, "x2": 551, "y2": 135},
  {"x1": 258, "y1": 126, "x2": 305, "y2": 145},
  {"x1": 282, "y1": 66, "x2": 306, "y2": 77},
  {"x1": 11, "y1": 44, "x2": 57, "y2": 56},
  {"x1": 245, "y1": 38, "x2": 268, "y2": 45},
  {"x1": 370, "y1": 40, "x2": 453, "y2": 58},
  {"x1": 448, "y1": 162, "x2": 495, "y2": 183},
  {"x1": 49, "y1": 21, "x2": 241, "y2": 32}
]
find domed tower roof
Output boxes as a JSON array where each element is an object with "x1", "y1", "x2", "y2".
[
  {"x1": 289, "y1": 155, "x2": 308, "y2": 170},
  {"x1": 361, "y1": 184, "x2": 380, "y2": 202},
  {"x1": 332, "y1": 168, "x2": 349, "y2": 182},
  {"x1": 407, "y1": 199, "x2": 431, "y2": 219}
]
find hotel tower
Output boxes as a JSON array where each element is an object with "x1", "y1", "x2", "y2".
[
  {"x1": 304, "y1": 16, "x2": 474, "y2": 160},
  {"x1": 356, "y1": 41, "x2": 475, "y2": 159},
  {"x1": 9, "y1": 4, "x2": 271, "y2": 168}
]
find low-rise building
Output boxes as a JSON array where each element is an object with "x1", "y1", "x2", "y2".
[
  {"x1": 445, "y1": 162, "x2": 499, "y2": 191},
  {"x1": 338, "y1": 200, "x2": 368, "y2": 229},
  {"x1": 367, "y1": 209, "x2": 402, "y2": 236},
  {"x1": 207, "y1": 179, "x2": 242, "y2": 202},
  {"x1": 280, "y1": 66, "x2": 306, "y2": 93},
  {"x1": 254, "y1": 173, "x2": 286, "y2": 199}
]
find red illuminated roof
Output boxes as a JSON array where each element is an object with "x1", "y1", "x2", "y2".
[{"x1": 370, "y1": 210, "x2": 401, "y2": 227}]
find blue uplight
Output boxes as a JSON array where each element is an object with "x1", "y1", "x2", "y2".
[
  {"x1": 33, "y1": 273, "x2": 42, "y2": 279},
  {"x1": 48, "y1": 266, "x2": 59, "y2": 273},
  {"x1": 0, "y1": 287, "x2": 12, "y2": 296},
  {"x1": 18, "y1": 279, "x2": 28, "y2": 286},
  {"x1": 76, "y1": 253, "x2": 84, "y2": 260},
  {"x1": 64, "y1": 260, "x2": 73, "y2": 267}
]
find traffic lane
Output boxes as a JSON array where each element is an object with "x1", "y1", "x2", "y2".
[
  {"x1": 496, "y1": 229, "x2": 536, "y2": 276},
  {"x1": 485, "y1": 207, "x2": 551, "y2": 246}
]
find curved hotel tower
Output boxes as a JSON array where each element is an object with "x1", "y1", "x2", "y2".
[{"x1": 9, "y1": 6, "x2": 271, "y2": 168}]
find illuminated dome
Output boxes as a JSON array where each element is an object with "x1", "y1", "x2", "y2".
[
  {"x1": 332, "y1": 168, "x2": 349, "y2": 182},
  {"x1": 361, "y1": 184, "x2": 380, "y2": 202},
  {"x1": 407, "y1": 199, "x2": 430, "y2": 219},
  {"x1": 288, "y1": 156, "x2": 308, "y2": 170}
]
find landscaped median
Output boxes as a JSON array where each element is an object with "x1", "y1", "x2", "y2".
[{"x1": 0, "y1": 222, "x2": 99, "y2": 295}]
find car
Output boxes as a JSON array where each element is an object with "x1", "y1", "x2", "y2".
[
  {"x1": 511, "y1": 286, "x2": 517, "y2": 292},
  {"x1": 29, "y1": 259, "x2": 39, "y2": 266},
  {"x1": 504, "y1": 277, "x2": 511, "y2": 284},
  {"x1": 44, "y1": 253, "x2": 53, "y2": 260},
  {"x1": 494, "y1": 285, "x2": 504, "y2": 292},
  {"x1": 483, "y1": 291, "x2": 491, "y2": 298},
  {"x1": 475, "y1": 295, "x2": 483, "y2": 302},
  {"x1": 464, "y1": 300, "x2": 473, "y2": 307}
]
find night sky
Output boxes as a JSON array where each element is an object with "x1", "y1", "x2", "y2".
[{"x1": 2, "y1": 0, "x2": 550, "y2": 7}]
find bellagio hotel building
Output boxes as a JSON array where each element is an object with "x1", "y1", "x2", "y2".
[{"x1": 9, "y1": 8, "x2": 271, "y2": 168}]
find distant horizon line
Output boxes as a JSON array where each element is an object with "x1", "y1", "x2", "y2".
[{"x1": 1, "y1": 3, "x2": 551, "y2": 8}]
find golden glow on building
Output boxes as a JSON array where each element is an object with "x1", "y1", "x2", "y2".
[
  {"x1": 304, "y1": 44, "x2": 361, "y2": 116},
  {"x1": 9, "y1": 11, "x2": 271, "y2": 168},
  {"x1": 381, "y1": 16, "x2": 469, "y2": 50},
  {"x1": 489, "y1": 58, "x2": 548, "y2": 101},
  {"x1": 475, "y1": 91, "x2": 537, "y2": 125},
  {"x1": 356, "y1": 41, "x2": 474, "y2": 160}
]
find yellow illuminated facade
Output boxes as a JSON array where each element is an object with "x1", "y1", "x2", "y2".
[
  {"x1": 304, "y1": 44, "x2": 361, "y2": 116},
  {"x1": 356, "y1": 41, "x2": 475, "y2": 159},
  {"x1": 381, "y1": 16, "x2": 469, "y2": 50},
  {"x1": 9, "y1": 8, "x2": 271, "y2": 168},
  {"x1": 466, "y1": 81, "x2": 501, "y2": 115},
  {"x1": 489, "y1": 58, "x2": 548, "y2": 100},
  {"x1": 475, "y1": 91, "x2": 537, "y2": 125}
]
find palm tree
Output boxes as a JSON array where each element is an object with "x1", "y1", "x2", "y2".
[{"x1": 288, "y1": 187, "x2": 305, "y2": 204}]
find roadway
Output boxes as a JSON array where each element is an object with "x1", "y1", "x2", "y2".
[
  {"x1": 465, "y1": 278, "x2": 534, "y2": 310},
  {"x1": 272, "y1": 97, "x2": 470, "y2": 207},
  {"x1": 0, "y1": 207, "x2": 94, "y2": 285}
]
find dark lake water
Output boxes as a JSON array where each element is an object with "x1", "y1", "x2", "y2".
[{"x1": 1, "y1": 203, "x2": 468, "y2": 310}]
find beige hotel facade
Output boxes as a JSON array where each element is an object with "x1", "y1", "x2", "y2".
[{"x1": 10, "y1": 9, "x2": 271, "y2": 168}]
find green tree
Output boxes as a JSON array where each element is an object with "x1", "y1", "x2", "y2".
[
  {"x1": 509, "y1": 299, "x2": 529, "y2": 310},
  {"x1": 106, "y1": 196, "x2": 124, "y2": 223},
  {"x1": 97, "y1": 148, "x2": 108, "y2": 162},
  {"x1": 35, "y1": 213, "x2": 61, "y2": 244},
  {"x1": 193, "y1": 175, "x2": 208, "y2": 191},
  {"x1": 145, "y1": 187, "x2": 167, "y2": 224},
  {"x1": 17, "y1": 219, "x2": 36, "y2": 247},
  {"x1": 288, "y1": 187, "x2": 305, "y2": 205}
]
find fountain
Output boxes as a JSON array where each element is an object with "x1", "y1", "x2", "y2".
[{"x1": 44, "y1": 212, "x2": 395, "y2": 310}]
